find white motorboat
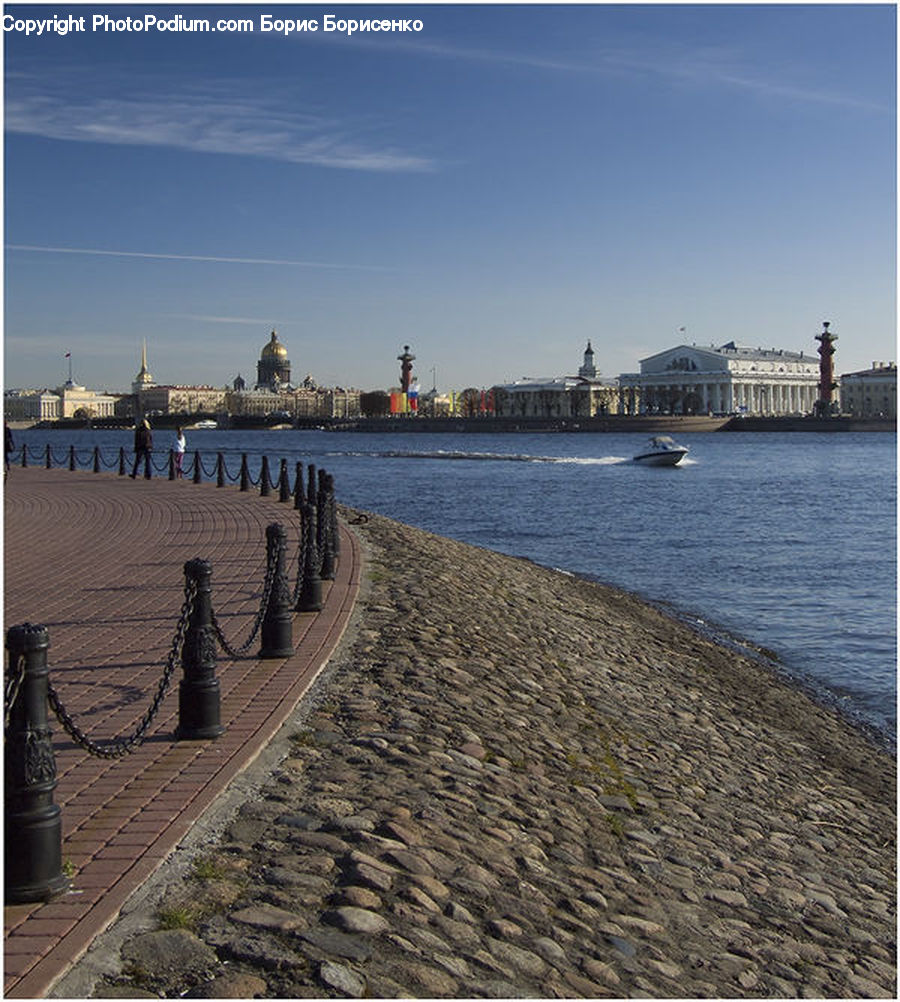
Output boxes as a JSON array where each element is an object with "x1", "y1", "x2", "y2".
[
  {"x1": 191, "y1": 419, "x2": 218, "y2": 429},
  {"x1": 633, "y1": 435, "x2": 689, "y2": 467}
]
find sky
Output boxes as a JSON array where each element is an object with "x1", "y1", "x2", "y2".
[{"x1": 3, "y1": 1, "x2": 896, "y2": 394}]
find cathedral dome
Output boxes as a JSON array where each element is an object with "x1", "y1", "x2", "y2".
[{"x1": 261, "y1": 330, "x2": 288, "y2": 359}]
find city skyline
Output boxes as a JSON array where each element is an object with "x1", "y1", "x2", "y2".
[
  {"x1": 4, "y1": 324, "x2": 885, "y2": 399},
  {"x1": 3, "y1": 3, "x2": 896, "y2": 393}
]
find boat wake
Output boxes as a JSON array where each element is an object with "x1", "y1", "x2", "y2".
[{"x1": 327, "y1": 450, "x2": 631, "y2": 465}]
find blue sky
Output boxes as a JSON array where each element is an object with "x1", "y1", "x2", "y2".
[{"x1": 3, "y1": 2, "x2": 896, "y2": 393}]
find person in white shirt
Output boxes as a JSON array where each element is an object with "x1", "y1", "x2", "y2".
[{"x1": 173, "y1": 426, "x2": 186, "y2": 479}]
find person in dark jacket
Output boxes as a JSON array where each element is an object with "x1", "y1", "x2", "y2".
[
  {"x1": 4, "y1": 423, "x2": 13, "y2": 475},
  {"x1": 130, "y1": 419, "x2": 153, "y2": 479}
]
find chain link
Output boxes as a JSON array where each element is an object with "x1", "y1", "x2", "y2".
[
  {"x1": 46, "y1": 580, "x2": 198, "y2": 759},
  {"x1": 4, "y1": 655, "x2": 26, "y2": 731},
  {"x1": 210, "y1": 542, "x2": 279, "y2": 657},
  {"x1": 293, "y1": 511, "x2": 309, "y2": 604}
]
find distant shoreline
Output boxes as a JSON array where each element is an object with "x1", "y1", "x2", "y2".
[{"x1": 11, "y1": 414, "x2": 896, "y2": 433}]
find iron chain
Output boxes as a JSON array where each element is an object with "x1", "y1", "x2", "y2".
[
  {"x1": 293, "y1": 511, "x2": 309, "y2": 604},
  {"x1": 4, "y1": 655, "x2": 26, "y2": 731},
  {"x1": 210, "y1": 541, "x2": 279, "y2": 657},
  {"x1": 45, "y1": 580, "x2": 198, "y2": 759}
]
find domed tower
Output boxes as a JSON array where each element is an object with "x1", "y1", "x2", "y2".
[
  {"x1": 578, "y1": 341, "x2": 597, "y2": 379},
  {"x1": 256, "y1": 330, "x2": 291, "y2": 390}
]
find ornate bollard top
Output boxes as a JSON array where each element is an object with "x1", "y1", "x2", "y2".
[
  {"x1": 184, "y1": 557, "x2": 212, "y2": 581},
  {"x1": 266, "y1": 522, "x2": 287, "y2": 545},
  {"x1": 6, "y1": 622, "x2": 50, "y2": 652}
]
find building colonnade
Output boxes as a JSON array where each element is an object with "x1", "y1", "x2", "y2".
[{"x1": 620, "y1": 375, "x2": 820, "y2": 416}]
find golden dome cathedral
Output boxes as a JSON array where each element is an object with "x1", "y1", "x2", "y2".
[
  {"x1": 256, "y1": 329, "x2": 291, "y2": 390},
  {"x1": 261, "y1": 330, "x2": 288, "y2": 358}
]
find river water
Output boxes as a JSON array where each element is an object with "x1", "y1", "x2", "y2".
[{"x1": 11, "y1": 427, "x2": 896, "y2": 749}]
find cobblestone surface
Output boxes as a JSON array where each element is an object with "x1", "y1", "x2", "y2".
[{"x1": 58, "y1": 509, "x2": 896, "y2": 998}]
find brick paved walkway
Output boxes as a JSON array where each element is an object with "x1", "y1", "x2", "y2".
[{"x1": 3, "y1": 465, "x2": 361, "y2": 998}]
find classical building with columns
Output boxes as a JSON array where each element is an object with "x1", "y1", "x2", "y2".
[{"x1": 618, "y1": 342, "x2": 822, "y2": 416}]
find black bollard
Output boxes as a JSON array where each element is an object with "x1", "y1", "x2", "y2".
[
  {"x1": 20, "y1": 443, "x2": 28, "y2": 468},
  {"x1": 278, "y1": 459, "x2": 291, "y2": 503},
  {"x1": 239, "y1": 454, "x2": 250, "y2": 492},
  {"x1": 316, "y1": 467, "x2": 326, "y2": 508},
  {"x1": 296, "y1": 503, "x2": 323, "y2": 612},
  {"x1": 293, "y1": 461, "x2": 304, "y2": 509},
  {"x1": 175, "y1": 559, "x2": 225, "y2": 741},
  {"x1": 259, "y1": 456, "x2": 271, "y2": 497},
  {"x1": 306, "y1": 464, "x2": 316, "y2": 512},
  {"x1": 259, "y1": 524, "x2": 294, "y2": 658},
  {"x1": 193, "y1": 450, "x2": 202, "y2": 484},
  {"x1": 93, "y1": 446, "x2": 101, "y2": 473},
  {"x1": 216, "y1": 453, "x2": 225, "y2": 488},
  {"x1": 322, "y1": 472, "x2": 336, "y2": 561},
  {"x1": 68, "y1": 445, "x2": 76, "y2": 471},
  {"x1": 168, "y1": 449, "x2": 175, "y2": 481},
  {"x1": 5, "y1": 624, "x2": 69, "y2": 903},
  {"x1": 118, "y1": 446, "x2": 126, "y2": 476},
  {"x1": 319, "y1": 473, "x2": 337, "y2": 578},
  {"x1": 45, "y1": 443, "x2": 52, "y2": 469},
  {"x1": 316, "y1": 470, "x2": 329, "y2": 574}
]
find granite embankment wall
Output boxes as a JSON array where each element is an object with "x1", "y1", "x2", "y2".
[
  {"x1": 59, "y1": 511, "x2": 895, "y2": 999},
  {"x1": 304, "y1": 414, "x2": 895, "y2": 433},
  {"x1": 305, "y1": 415, "x2": 734, "y2": 433}
]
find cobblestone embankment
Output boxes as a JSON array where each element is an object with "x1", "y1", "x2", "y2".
[{"x1": 58, "y1": 510, "x2": 896, "y2": 999}]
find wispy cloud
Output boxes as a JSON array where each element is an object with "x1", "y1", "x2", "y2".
[
  {"x1": 4, "y1": 76, "x2": 435, "y2": 171},
  {"x1": 597, "y1": 45, "x2": 890, "y2": 113},
  {"x1": 164, "y1": 314, "x2": 287, "y2": 327},
  {"x1": 6, "y1": 244, "x2": 396, "y2": 271},
  {"x1": 372, "y1": 34, "x2": 889, "y2": 113}
]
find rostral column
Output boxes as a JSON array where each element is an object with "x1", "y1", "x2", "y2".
[
  {"x1": 814, "y1": 321, "x2": 838, "y2": 416},
  {"x1": 398, "y1": 345, "x2": 415, "y2": 393}
]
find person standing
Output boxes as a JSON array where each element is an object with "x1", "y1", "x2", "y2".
[
  {"x1": 4, "y1": 423, "x2": 13, "y2": 476},
  {"x1": 173, "y1": 426, "x2": 186, "y2": 479},
  {"x1": 130, "y1": 419, "x2": 153, "y2": 479}
]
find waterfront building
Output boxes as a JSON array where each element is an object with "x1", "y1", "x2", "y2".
[
  {"x1": 492, "y1": 343, "x2": 619, "y2": 419},
  {"x1": 4, "y1": 389, "x2": 62, "y2": 422},
  {"x1": 57, "y1": 382, "x2": 117, "y2": 419},
  {"x1": 839, "y1": 362, "x2": 896, "y2": 419},
  {"x1": 137, "y1": 384, "x2": 228, "y2": 416},
  {"x1": 618, "y1": 341, "x2": 822, "y2": 416},
  {"x1": 4, "y1": 383, "x2": 117, "y2": 422},
  {"x1": 224, "y1": 384, "x2": 361, "y2": 419}
]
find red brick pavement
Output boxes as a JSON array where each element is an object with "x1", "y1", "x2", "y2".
[{"x1": 3, "y1": 466, "x2": 361, "y2": 998}]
